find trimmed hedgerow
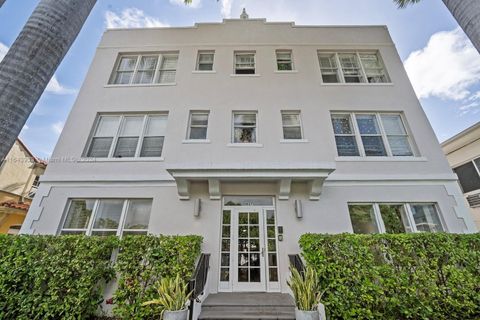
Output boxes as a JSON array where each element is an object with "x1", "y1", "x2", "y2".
[
  {"x1": 0, "y1": 235, "x2": 118, "y2": 319},
  {"x1": 112, "y1": 235, "x2": 202, "y2": 319},
  {"x1": 300, "y1": 233, "x2": 480, "y2": 320}
]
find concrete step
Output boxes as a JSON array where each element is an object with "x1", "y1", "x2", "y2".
[{"x1": 198, "y1": 293, "x2": 295, "y2": 320}]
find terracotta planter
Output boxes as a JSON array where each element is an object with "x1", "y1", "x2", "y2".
[
  {"x1": 295, "y1": 308, "x2": 319, "y2": 320},
  {"x1": 163, "y1": 309, "x2": 188, "y2": 320}
]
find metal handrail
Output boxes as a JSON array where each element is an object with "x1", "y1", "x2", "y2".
[
  {"x1": 288, "y1": 254, "x2": 305, "y2": 275},
  {"x1": 188, "y1": 253, "x2": 210, "y2": 320}
]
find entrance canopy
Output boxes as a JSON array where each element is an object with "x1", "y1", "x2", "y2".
[{"x1": 166, "y1": 162, "x2": 336, "y2": 201}]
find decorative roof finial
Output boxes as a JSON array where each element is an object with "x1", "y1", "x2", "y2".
[{"x1": 240, "y1": 8, "x2": 249, "y2": 20}]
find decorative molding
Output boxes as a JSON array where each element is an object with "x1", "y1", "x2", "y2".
[
  {"x1": 176, "y1": 179, "x2": 191, "y2": 200},
  {"x1": 443, "y1": 182, "x2": 478, "y2": 233},
  {"x1": 208, "y1": 179, "x2": 221, "y2": 200},
  {"x1": 278, "y1": 179, "x2": 292, "y2": 200},
  {"x1": 309, "y1": 179, "x2": 325, "y2": 201}
]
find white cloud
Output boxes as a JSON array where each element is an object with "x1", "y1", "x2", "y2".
[
  {"x1": 105, "y1": 8, "x2": 169, "y2": 29},
  {"x1": 170, "y1": 0, "x2": 201, "y2": 9},
  {"x1": 0, "y1": 42, "x2": 8, "y2": 61},
  {"x1": 404, "y1": 27, "x2": 480, "y2": 101},
  {"x1": 51, "y1": 121, "x2": 64, "y2": 136},
  {"x1": 221, "y1": 0, "x2": 234, "y2": 18}
]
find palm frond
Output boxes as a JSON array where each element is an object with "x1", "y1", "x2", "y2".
[{"x1": 393, "y1": 0, "x2": 422, "y2": 9}]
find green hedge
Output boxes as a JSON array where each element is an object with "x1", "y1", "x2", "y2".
[
  {"x1": 113, "y1": 235, "x2": 202, "y2": 319},
  {"x1": 300, "y1": 233, "x2": 480, "y2": 320}
]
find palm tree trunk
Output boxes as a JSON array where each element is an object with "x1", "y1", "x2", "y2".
[
  {"x1": 0, "y1": 0, "x2": 96, "y2": 161},
  {"x1": 443, "y1": 0, "x2": 480, "y2": 52}
]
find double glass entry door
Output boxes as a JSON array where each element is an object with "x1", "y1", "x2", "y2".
[{"x1": 220, "y1": 205, "x2": 279, "y2": 292}]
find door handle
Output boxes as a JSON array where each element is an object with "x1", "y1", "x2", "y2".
[{"x1": 261, "y1": 247, "x2": 265, "y2": 257}]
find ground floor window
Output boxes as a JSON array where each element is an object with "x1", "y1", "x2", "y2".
[
  {"x1": 60, "y1": 198, "x2": 152, "y2": 236},
  {"x1": 348, "y1": 203, "x2": 444, "y2": 234}
]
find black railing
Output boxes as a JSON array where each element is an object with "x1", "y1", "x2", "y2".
[
  {"x1": 188, "y1": 253, "x2": 210, "y2": 320},
  {"x1": 288, "y1": 254, "x2": 305, "y2": 275}
]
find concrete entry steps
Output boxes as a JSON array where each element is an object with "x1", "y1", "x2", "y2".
[{"x1": 198, "y1": 292, "x2": 295, "y2": 320}]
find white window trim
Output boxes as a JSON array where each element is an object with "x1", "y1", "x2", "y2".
[
  {"x1": 231, "y1": 111, "x2": 258, "y2": 144},
  {"x1": 196, "y1": 50, "x2": 215, "y2": 72},
  {"x1": 275, "y1": 49, "x2": 295, "y2": 72},
  {"x1": 186, "y1": 111, "x2": 210, "y2": 141},
  {"x1": 332, "y1": 112, "x2": 416, "y2": 158},
  {"x1": 281, "y1": 110, "x2": 304, "y2": 140},
  {"x1": 234, "y1": 51, "x2": 256, "y2": 75},
  {"x1": 84, "y1": 113, "x2": 168, "y2": 159}
]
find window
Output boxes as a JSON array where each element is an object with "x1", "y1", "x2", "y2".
[
  {"x1": 197, "y1": 51, "x2": 214, "y2": 71},
  {"x1": 85, "y1": 114, "x2": 167, "y2": 158},
  {"x1": 60, "y1": 199, "x2": 152, "y2": 236},
  {"x1": 234, "y1": 52, "x2": 255, "y2": 74},
  {"x1": 233, "y1": 112, "x2": 257, "y2": 143},
  {"x1": 110, "y1": 52, "x2": 178, "y2": 85},
  {"x1": 281, "y1": 111, "x2": 303, "y2": 140},
  {"x1": 453, "y1": 158, "x2": 480, "y2": 194},
  {"x1": 318, "y1": 51, "x2": 389, "y2": 84},
  {"x1": 187, "y1": 112, "x2": 209, "y2": 140},
  {"x1": 276, "y1": 50, "x2": 293, "y2": 71},
  {"x1": 331, "y1": 112, "x2": 414, "y2": 157},
  {"x1": 348, "y1": 203, "x2": 443, "y2": 234}
]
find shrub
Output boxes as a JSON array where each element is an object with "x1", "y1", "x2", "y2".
[
  {"x1": 0, "y1": 235, "x2": 118, "y2": 319},
  {"x1": 299, "y1": 233, "x2": 480, "y2": 320},
  {"x1": 113, "y1": 235, "x2": 202, "y2": 319}
]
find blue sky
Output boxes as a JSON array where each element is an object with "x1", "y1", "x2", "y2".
[{"x1": 1, "y1": 0, "x2": 480, "y2": 158}]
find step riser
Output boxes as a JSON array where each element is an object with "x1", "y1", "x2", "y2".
[{"x1": 202, "y1": 306, "x2": 294, "y2": 313}]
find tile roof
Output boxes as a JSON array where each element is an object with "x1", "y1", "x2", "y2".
[{"x1": 0, "y1": 201, "x2": 30, "y2": 211}]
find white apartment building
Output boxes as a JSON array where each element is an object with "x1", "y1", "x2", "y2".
[{"x1": 21, "y1": 15, "x2": 477, "y2": 297}]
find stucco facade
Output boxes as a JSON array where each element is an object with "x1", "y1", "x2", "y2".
[{"x1": 22, "y1": 18, "x2": 476, "y2": 297}]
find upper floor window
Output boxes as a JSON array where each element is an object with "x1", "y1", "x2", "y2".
[
  {"x1": 276, "y1": 50, "x2": 293, "y2": 71},
  {"x1": 318, "y1": 51, "x2": 389, "y2": 84},
  {"x1": 109, "y1": 52, "x2": 178, "y2": 85},
  {"x1": 349, "y1": 203, "x2": 444, "y2": 234},
  {"x1": 60, "y1": 198, "x2": 152, "y2": 236},
  {"x1": 234, "y1": 52, "x2": 255, "y2": 74},
  {"x1": 331, "y1": 112, "x2": 413, "y2": 157},
  {"x1": 233, "y1": 112, "x2": 257, "y2": 143},
  {"x1": 281, "y1": 111, "x2": 303, "y2": 140},
  {"x1": 454, "y1": 158, "x2": 480, "y2": 194},
  {"x1": 187, "y1": 111, "x2": 209, "y2": 140},
  {"x1": 85, "y1": 114, "x2": 167, "y2": 159},
  {"x1": 197, "y1": 51, "x2": 214, "y2": 71}
]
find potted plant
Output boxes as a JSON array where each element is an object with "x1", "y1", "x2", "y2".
[
  {"x1": 287, "y1": 265, "x2": 324, "y2": 320},
  {"x1": 142, "y1": 274, "x2": 192, "y2": 320}
]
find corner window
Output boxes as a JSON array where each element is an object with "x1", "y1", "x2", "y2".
[
  {"x1": 276, "y1": 50, "x2": 293, "y2": 71},
  {"x1": 331, "y1": 112, "x2": 414, "y2": 157},
  {"x1": 234, "y1": 52, "x2": 255, "y2": 74},
  {"x1": 233, "y1": 112, "x2": 257, "y2": 143},
  {"x1": 109, "y1": 52, "x2": 178, "y2": 85},
  {"x1": 85, "y1": 114, "x2": 167, "y2": 159},
  {"x1": 197, "y1": 51, "x2": 214, "y2": 71},
  {"x1": 453, "y1": 159, "x2": 480, "y2": 194},
  {"x1": 348, "y1": 203, "x2": 443, "y2": 234},
  {"x1": 318, "y1": 51, "x2": 389, "y2": 84},
  {"x1": 187, "y1": 111, "x2": 209, "y2": 140},
  {"x1": 60, "y1": 198, "x2": 152, "y2": 236},
  {"x1": 281, "y1": 111, "x2": 303, "y2": 140}
]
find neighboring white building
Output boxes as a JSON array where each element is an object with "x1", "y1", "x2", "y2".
[
  {"x1": 442, "y1": 121, "x2": 480, "y2": 229},
  {"x1": 22, "y1": 16, "x2": 476, "y2": 297}
]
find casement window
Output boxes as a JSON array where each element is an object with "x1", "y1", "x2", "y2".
[
  {"x1": 318, "y1": 51, "x2": 389, "y2": 84},
  {"x1": 233, "y1": 112, "x2": 257, "y2": 143},
  {"x1": 85, "y1": 114, "x2": 167, "y2": 159},
  {"x1": 110, "y1": 52, "x2": 178, "y2": 85},
  {"x1": 453, "y1": 158, "x2": 480, "y2": 194},
  {"x1": 60, "y1": 198, "x2": 152, "y2": 236},
  {"x1": 234, "y1": 52, "x2": 255, "y2": 74},
  {"x1": 331, "y1": 112, "x2": 414, "y2": 157},
  {"x1": 187, "y1": 111, "x2": 209, "y2": 140},
  {"x1": 196, "y1": 51, "x2": 214, "y2": 71},
  {"x1": 281, "y1": 111, "x2": 303, "y2": 140},
  {"x1": 348, "y1": 203, "x2": 444, "y2": 234},
  {"x1": 276, "y1": 50, "x2": 293, "y2": 71}
]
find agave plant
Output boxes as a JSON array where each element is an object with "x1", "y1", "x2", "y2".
[
  {"x1": 142, "y1": 274, "x2": 192, "y2": 312},
  {"x1": 287, "y1": 265, "x2": 323, "y2": 311}
]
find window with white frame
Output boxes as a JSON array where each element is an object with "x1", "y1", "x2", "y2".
[
  {"x1": 453, "y1": 158, "x2": 480, "y2": 194},
  {"x1": 187, "y1": 111, "x2": 209, "y2": 140},
  {"x1": 196, "y1": 51, "x2": 214, "y2": 71},
  {"x1": 234, "y1": 52, "x2": 255, "y2": 74},
  {"x1": 276, "y1": 50, "x2": 293, "y2": 71},
  {"x1": 85, "y1": 114, "x2": 167, "y2": 158},
  {"x1": 331, "y1": 112, "x2": 414, "y2": 157},
  {"x1": 110, "y1": 53, "x2": 179, "y2": 85},
  {"x1": 60, "y1": 199, "x2": 152, "y2": 236},
  {"x1": 233, "y1": 112, "x2": 257, "y2": 143},
  {"x1": 318, "y1": 51, "x2": 389, "y2": 84},
  {"x1": 281, "y1": 111, "x2": 303, "y2": 140},
  {"x1": 348, "y1": 203, "x2": 444, "y2": 234}
]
